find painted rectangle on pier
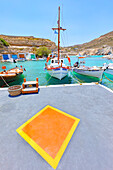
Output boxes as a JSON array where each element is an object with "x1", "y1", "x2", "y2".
[{"x1": 16, "y1": 105, "x2": 80, "y2": 169}]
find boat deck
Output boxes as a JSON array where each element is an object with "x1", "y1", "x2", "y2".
[{"x1": 0, "y1": 84, "x2": 113, "y2": 170}]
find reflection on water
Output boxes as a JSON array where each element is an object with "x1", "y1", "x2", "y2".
[
  {"x1": 45, "y1": 72, "x2": 73, "y2": 86},
  {"x1": 0, "y1": 74, "x2": 24, "y2": 87}
]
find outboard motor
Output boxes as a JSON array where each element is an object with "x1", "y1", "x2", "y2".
[
  {"x1": 74, "y1": 61, "x2": 79, "y2": 67},
  {"x1": 13, "y1": 59, "x2": 16, "y2": 63}
]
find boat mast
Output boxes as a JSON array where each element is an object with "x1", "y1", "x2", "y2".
[
  {"x1": 52, "y1": 6, "x2": 66, "y2": 64},
  {"x1": 58, "y1": 6, "x2": 60, "y2": 64}
]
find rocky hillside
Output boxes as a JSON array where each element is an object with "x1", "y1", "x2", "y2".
[
  {"x1": 0, "y1": 35, "x2": 56, "y2": 54},
  {"x1": 64, "y1": 31, "x2": 113, "y2": 55}
]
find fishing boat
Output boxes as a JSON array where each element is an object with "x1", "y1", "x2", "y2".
[
  {"x1": 72, "y1": 56, "x2": 105, "y2": 78},
  {"x1": 104, "y1": 63, "x2": 113, "y2": 76},
  {"x1": 0, "y1": 66, "x2": 24, "y2": 86},
  {"x1": 45, "y1": 6, "x2": 71, "y2": 80}
]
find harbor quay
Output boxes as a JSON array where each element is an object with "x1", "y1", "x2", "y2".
[{"x1": 0, "y1": 83, "x2": 113, "y2": 170}]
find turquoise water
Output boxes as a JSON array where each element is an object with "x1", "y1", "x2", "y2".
[{"x1": 0, "y1": 56, "x2": 113, "y2": 90}]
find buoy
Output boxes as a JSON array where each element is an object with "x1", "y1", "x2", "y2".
[
  {"x1": 2, "y1": 66, "x2": 6, "y2": 70},
  {"x1": 24, "y1": 78, "x2": 26, "y2": 82}
]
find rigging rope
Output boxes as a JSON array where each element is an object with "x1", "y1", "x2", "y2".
[{"x1": 61, "y1": 33, "x2": 65, "y2": 47}]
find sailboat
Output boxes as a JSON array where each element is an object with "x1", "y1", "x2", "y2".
[{"x1": 45, "y1": 6, "x2": 71, "y2": 80}]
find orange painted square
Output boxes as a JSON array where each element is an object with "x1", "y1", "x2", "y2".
[{"x1": 22, "y1": 107, "x2": 75, "y2": 159}]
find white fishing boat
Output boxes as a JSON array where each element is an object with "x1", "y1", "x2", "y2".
[
  {"x1": 45, "y1": 6, "x2": 71, "y2": 80},
  {"x1": 45, "y1": 55, "x2": 71, "y2": 80},
  {"x1": 73, "y1": 66, "x2": 104, "y2": 78},
  {"x1": 72, "y1": 57, "x2": 105, "y2": 78},
  {"x1": 104, "y1": 63, "x2": 113, "y2": 76}
]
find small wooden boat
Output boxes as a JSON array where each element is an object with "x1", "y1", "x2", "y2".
[
  {"x1": 0, "y1": 66, "x2": 24, "y2": 86},
  {"x1": 0, "y1": 66, "x2": 23, "y2": 79}
]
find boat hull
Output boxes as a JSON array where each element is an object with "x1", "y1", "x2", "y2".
[
  {"x1": 47, "y1": 68, "x2": 68, "y2": 80},
  {"x1": 0, "y1": 67, "x2": 23, "y2": 87},
  {"x1": 0, "y1": 74, "x2": 23, "y2": 87},
  {"x1": 105, "y1": 68, "x2": 113, "y2": 76},
  {"x1": 73, "y1": 68, "x2": 104, "y2": 78}
]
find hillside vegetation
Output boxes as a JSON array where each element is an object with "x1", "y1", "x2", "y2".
[{"x1": 0, "y1": 38, "x2": 9, "y2": 47}]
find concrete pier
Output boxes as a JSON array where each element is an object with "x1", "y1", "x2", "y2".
[{"x1": 0, "y1": 84, "x2": 113, "y2": 170}]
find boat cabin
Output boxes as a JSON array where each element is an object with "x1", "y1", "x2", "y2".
[
  {"x1": 51, "y1": 59, "x2": 64, "y2": 64},
  {"x1": 50, "y1": 57, "x2": 64, "y2": 67}
]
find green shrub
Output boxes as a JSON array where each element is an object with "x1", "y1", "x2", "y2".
[
  {"x1": 0, "y1": 38, "x2": 9, "y2": 46},
  {"x1": 36, "y1": 46, "x2": 51, "y2": 57}
]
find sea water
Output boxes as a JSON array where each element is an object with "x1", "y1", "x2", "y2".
[{"x1": 0, "y1": 55, "x2": 113, "y2": 90}]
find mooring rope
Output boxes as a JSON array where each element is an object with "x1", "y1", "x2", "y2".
[
  {"x1": 69, "y1": 72, "x2": 80, "y2": 84},
  {"x1": 41, "y1": 70, "x2": 54, "y2": 86},
  {"x1": 0, "y1": 76, "x2": 10, "y2": 87},
  {"x1": 103, "y1": 73, "x2": 113, "y2": 83},
  {"x1": 96, "y1": 72, "x2": 104, "y2": 84},
  {"x1": 71, "y1": 70, "x2": 85, "y2": 84}
]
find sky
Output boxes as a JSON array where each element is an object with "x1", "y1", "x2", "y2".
[{"x1": 0, "y1": 0, "x2": 113, "y2": 47}]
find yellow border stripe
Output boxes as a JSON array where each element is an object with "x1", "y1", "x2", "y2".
[{"x1": 16, "y1": 105, "x2": 80, "y2": 169}]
